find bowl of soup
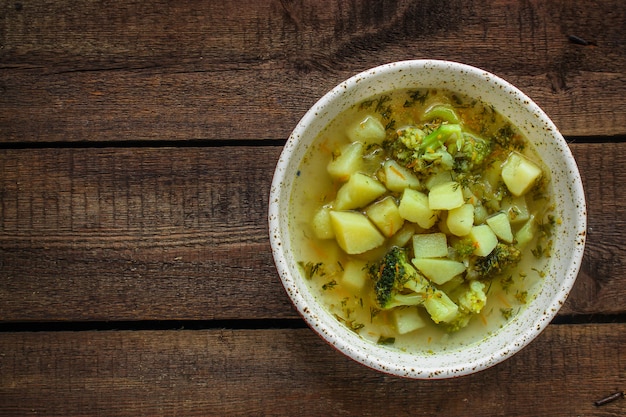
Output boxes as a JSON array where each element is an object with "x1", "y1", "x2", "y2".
[{"x1": 268, "y1": 60, "x2": 586, "y2": 379}]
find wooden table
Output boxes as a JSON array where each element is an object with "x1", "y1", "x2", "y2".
[{"x1": 1, "y1": 1, "x2": 624, "y2": 415}]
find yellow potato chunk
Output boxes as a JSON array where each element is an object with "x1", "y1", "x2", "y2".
[
  {"x1": 398, "y1": 188, "x2": 438, "y2": 229},
  {"x1": 446, "y1": 203, "x2": 474, "y2": 237},
  {"x1": 382, "y1": 160, "x2": 420, "y2": 192},
  {"x1": 486, "y1": 211, "x2": 514, "y2": 243},
  {"x1": 341, "y1": 259, "x2": 369, "y2": 290},
  {"x1": 311, "y1": 206, "x2": 335, "y2": 239},
  {"x1": 326, "y1": 141, "x2": 364, "y2": 181},
  {"x1": 469, "y1": 224, "x2": 498, "y2": 256},
  {"x1": 392, "y1": 307, "x2": 428, "y2": 334},
  {"x1": 428, "y1": 181, "x2": 464, "y2": 210},
  {"x1": 515, "y1": 214, "x2": 536, "y2": 249},
  {"x1": 412, "y1": 258, "x2": 466, "y2": 285},
  {"x1": 346, "y1": 115, "x2": 386, "y2": 145},
  {"x1": 334, "y1": 172, "x2": 387, "y2": 210},
  {"x1": 412, "y1": 233, "x2": 448, "y2": 259},
  {"x1": 365, "y1": 196, "x2": 404, "y2": 238},
  {"x1": 501, "y1": 195, "x2": 530, "y2": 224},
  {"x1": 501, "y1": 152, "x2": 542, "y2": 196},
  {"x1": 329, "y1": 210, "x2": 385, "y2": 254}
]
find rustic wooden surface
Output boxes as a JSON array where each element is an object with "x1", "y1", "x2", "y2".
[{"x1": 1, "y1": 0, "x2": 625, "y2": 415}]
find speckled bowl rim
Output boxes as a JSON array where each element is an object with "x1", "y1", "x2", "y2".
[{"x1": 268, "y1": 60, "x2": 586, "y2": 379}]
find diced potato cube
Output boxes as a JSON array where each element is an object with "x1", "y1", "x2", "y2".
[
  {"x1": 412, "y1": 233, "x2": 448, "y2": 259},
  {"x1": 423, "y1": 290, "x2": 459, "y2": 324},
  {"x1": 437, "y1": 212, "x2": 452, "y2": 235},
  {"x1": 412, "y1": 258, "x2": 466, "y2": 285},
  {"x1": 447, "y1": 203, "x2": 474, "y2": 237},
  {"x1": 392, "y1": 307, "x2": 428, "y2": 334},
  {"x1": 501, "y1": 195, "x2": 530, "y2": 224},
  {"x1": 425, "y1": 171, "x2": 454, "y2": 190},
  {"x1": 382, "y1": 160, "x2": 420, "y2": 192},
  {"x1": 341, "y1": 259, "x2": 368, "y2": 290},
  {"x1": 327, "y1": 141, "x2": 364, "y2": 181},
  {"x1": 398, "y1": 188, "x2": 438, "y2": 229},
  {"x1": 515, "y1": 214, "x2": 536, "y2": 249},
  {"x1": 473, "y1": 203, "x2": 489, "y2": 225},
  {"x1": 428, "y1": 181, "x2": 464, "y2": 210},
  {"x1": 482, "y1": 158, "x2": 503, "y2": 192},
  {"x1": 365, "y1": 196, "x2": 404, "y2": 238},
  {"x1": 329, "y1": 210, "x2": 385, "y2": 254},
  {"x1": 388, "y1": 223, "x2": 416, "y2": 248},
  {"x1": 311, "y1": 206, "x2": 335, "y2": 239},
  {"x1": 469, "y1": 224, "x2": 498, "y2": 256},
  {"x1": 501, "y1": 152, "x2": 542, "y2": 196},
  {"x1": 486, "y1": 211, "x2": 514, "y2": 243},
  {"x1": 334, "y1": 172, "x2": 387, "y2": 210},
  {"x1": 346, "y1": 115, "x2": 386, "y2": 145}
]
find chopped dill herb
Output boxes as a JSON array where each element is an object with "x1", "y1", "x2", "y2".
[
  {"x1": 500, "y1": 274, "x2": 514, "y2": 292},
  {"x1": 359, "y1": 98, "x2": 376, "y2": 110},
  {"x1": 370, "y1": 306, "x2": 381, "y2": 322},
  {"x1": 403, "y1": 89, "x2": 429, "y2": 107},
  {"x1": 493, "y1": 124, "x2": 524, "y2": 150},
  {"x1": 300, "y1": 261, "x2": 325, "y2": 279},
  {"x1": 515, "y1": 290, "x2": 528, "y2": 304},
  {"x1": 500, "y1": 308, "x2": 514, "y2": 320},
  {"x1": 531, "y1": 267, "x2": 546, "y2": 278},
  {"x1": 322, "y1": 279, "x2": 337, "y2": 290},
  {"x1": 377, "y1": 336, "x2": 396, "y2": 346},
  {"x1": 349, "y1": 322, "x2": 365, "y2": 332},
  {"x1": 334, "y1": 314, "x2": 364, "y2": 333},
  {"x1": 375, "y1": 95, "x2": 392, "y2": 113}
]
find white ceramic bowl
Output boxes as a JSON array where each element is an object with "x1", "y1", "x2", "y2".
[{"x1": 268, "y1": 60, "x2": 586, "y2": 379}]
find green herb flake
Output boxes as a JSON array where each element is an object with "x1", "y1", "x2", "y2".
[
  {"x1": 500, "y1": 308, "x2": 514, "y2": 320},
  {"x1": 377, "y1": 336, "x2": 396, "y2": 346},
  {"x1": 322, "y1": 279, "x2": 338, "y2": 291},
  {"x1": 300, "y1": 261, "x2": 325, "y2": 279}
]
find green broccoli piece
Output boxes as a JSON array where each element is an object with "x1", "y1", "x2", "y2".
[
  {"x1": 457, "y1": 280, "x2": 487, "y2": 315},
  {"x1": 470, "y1": 242, "x2": 522, "y2": 280},
  {"x1": 440, "y1": 280, "x2": 487, "y2": 332},
  {"x1": 452, "y1": 133, "x2": 492, "y2": 172},
  {"x1": 385, "y1": 123, "x2": 491, "y2": 176},
  {"x1": 386, "y1": 125, "x2": 459, "y2": 174},
  {"x1": 367, "y1": 247, "x2": 431, "y2": 309}
]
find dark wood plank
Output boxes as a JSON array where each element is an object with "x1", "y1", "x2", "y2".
[
  {"x1": 0, "y1": 325, "x2": 624, "y2": 416},
  {"x1": 1, "y1": 0, "x2": 625, "y2": 142},
  {"x1": 0, "y1": 142, "x2": 624, "y2": 321}
]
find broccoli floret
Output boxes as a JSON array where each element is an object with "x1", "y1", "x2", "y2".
[
  {"x1": 453, "y1": 133, "x2": 492, "y2": 172},
  {"x1": 438, "y1": 280, "x2": 487, "y2": 332},
  {"x1": 386, "y1": 125, "x2": 459, "y2": 175},
  {"x1": 386, "y1": 123, "x2": 492, "y2": 176},
  {"x1": 457, "y1": 280, "x2": 487, "y2": 315},
  {"x1": 470, "y1": 242, "x2": 522, "y2": 280},
  {"x1": 367, "y1": 247, "x2": 431, "y2": 309}
]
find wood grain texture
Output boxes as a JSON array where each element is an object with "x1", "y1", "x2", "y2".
[
  {"x1": 1, "y1": 0, "x2": 625, "y2": 142},
  {"x1": 0, "y1": 325, "x2": 624, "y2": 416},
  {"x1": 0, "y1": 143, "x2": 623, "y2": 321}
]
